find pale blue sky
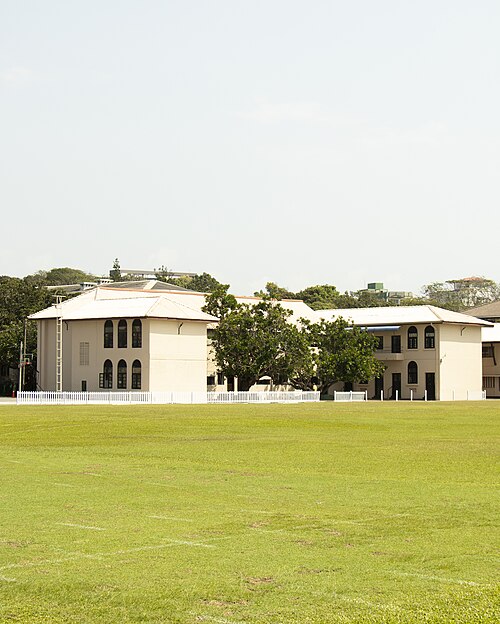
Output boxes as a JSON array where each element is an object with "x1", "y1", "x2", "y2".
[{"x1": 1, "y1": 1, "x2": 499, "y2": 295}]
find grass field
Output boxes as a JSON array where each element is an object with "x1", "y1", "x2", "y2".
[{"x1": 0, "y1": 402, "x2": 498, "y2": 623}]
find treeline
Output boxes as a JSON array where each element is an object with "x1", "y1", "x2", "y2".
[{"x1": 0, "y1": 268, "x2": 97, "y2": 393}]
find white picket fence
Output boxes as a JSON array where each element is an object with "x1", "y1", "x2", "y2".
[
  {"x1": 16, "y1": 390, "x2": 320, "y2": 406},
  {"x1": 334, "y1": 391, "x2": 368, "y2": 402}
]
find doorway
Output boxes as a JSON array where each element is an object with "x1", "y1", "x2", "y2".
[
  {"x1": 375, "y1": 376, "x2": 384, "y2": 400},
  {"x1": 426, "y1": 373, "x2": 436, "y2": 400},
  {"x1": 391, "y1": 372, "x2": 401, "y2": 399}
]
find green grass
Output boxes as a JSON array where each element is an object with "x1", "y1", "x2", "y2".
[{"x1": 0, "y1": 402, "x2": 498, "y2": 623}]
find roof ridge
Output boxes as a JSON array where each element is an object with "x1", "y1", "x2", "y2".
[{"x1": 158, "y1": 293, "x2": 218, "y2": 320}]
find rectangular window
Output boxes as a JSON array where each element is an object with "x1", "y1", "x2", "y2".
[
  {"x1": 79, "y1": 342, "x2": 89, "y2": 366},
  {"x1": 483, "y1": 376, "x2": 496, "y2": 389},
  {"x1": 376, "y1": 336, "x2": 384, "y2": 350},
  {"x1": 81, "y1": 380, "x2": 87, "y2": 392},
  {"x1": 117, "y1": 373, "x2": 127, "y2": 389},
  {"x1": 482, "y1": 345, "x2": 494, "y2": 358},
  {"x1": 391, "y1": 335, "x2": 401, "y2": 353},
  {"x1": 217, "y1": 372, "x2": 224, "y2": 385},
  {"x1": 207, "y1": 375, "x2": 216, "y2": 385},
  {"x1": 99, "y1": 372, "x2": 112, "y2": 389},
  {"x1": 207, "y1": 328, "x2": 215, "y2": 339},
  {"x1": 131, "y1": 373, "x2": 141, "y2": 390}
]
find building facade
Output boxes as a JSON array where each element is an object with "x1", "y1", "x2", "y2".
[
  {"x1": 317, "y1": 306, "x2": 489, "y2": 401},
  {"x1": 30, "y1": 283, "x2": 489, "y2": 400},
  {"x1": 30, "y1": 283, "x2": 217, "y2": 393}
]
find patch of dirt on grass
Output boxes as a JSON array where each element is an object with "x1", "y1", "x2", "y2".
[
  {"x1": 297, "y1": 567, "x2": 341, "y2": 575},
  {"x1": 250, "y1": 521, "x2": 269, "y2": 528},
  {"x1": 245, "y1": 576, "x2": 274, "y2": 587},
  {"x1": 295, "y1": 539, "x2": 314, "y2": 546},
  {"x1": 325, "y1": 528, "x2": 342, "y2": 536},
  {"x1": 201, "y1": 599, "x2": 249, "y2": 607},
  {"x1": 0, "y1": 540, "x2": 28, "y2": 548}
]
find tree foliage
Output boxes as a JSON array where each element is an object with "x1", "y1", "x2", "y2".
[
  {"x1": 166, "y1": 272, "x2": 223, "y2": 293},
  {"x1": 421, "y1": 277, "x2": 500, "y2": 311},
  {"x1": 0, "y1": 270, "x2": 92, "y2": 393},
  {"x1": 204, "y1": 287, "x2": 384, "y2": 394},
  {"x1": 293, "y1": 319, "x2": 385, "y2": 394},
  {"x1": 109, "y1": 258, "x2": 122, "y2": 281},
  {"x1": 203, "y1": 293, "x2": 310, "y2": 392},
  {"x1": 254, "y1": 282, "x2": 296, "y2": 300}
]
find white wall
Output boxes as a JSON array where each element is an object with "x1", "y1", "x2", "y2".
[
  {"x1": 438, "y1": 325, "x2": 483, "y2": 401},
  {"x1": 149, "y1": 319, "x2": 207, "y2": 392}
]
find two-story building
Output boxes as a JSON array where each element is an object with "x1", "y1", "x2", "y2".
[
  {"x1": 30, "y1": 282, "x2": 218, "y2": 393},
  {"x1": 466, "y1": 301, "x2": 500, "y2": 398},
  {"x1": 316, "y1": 306, "x2": 490, "y2": 400}
]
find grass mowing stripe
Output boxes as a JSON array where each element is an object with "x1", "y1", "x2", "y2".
[
  {"x1": 0, "y1": 540, "x2": 217, "y2": 572},
  {"x1": 56, "y1": 523, "x2": 106, "y2": 531}
]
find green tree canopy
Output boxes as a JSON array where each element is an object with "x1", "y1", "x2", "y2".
[
  {"x1": 204, "y1": 296, "x2": 311, "y2": 392},
  {"x1": 421, "y1": 277, "x2": 500, "y2": 311},
  {"x1": 254, "y1": 282, "x2": 296, "y2": 300},
  {"x1": 167, "y1": 272, "x2": 223, "y2": 293},
  {"x1": 290, "y1": 318, "x2": 385, "y2": 395},
  {"x1": 34, "y1": 267, "x2": 96, "y2": 286}
]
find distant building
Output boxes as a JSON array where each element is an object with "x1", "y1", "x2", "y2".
[{"x1": 358, "y1": 282, "x2": 414, "y2": 305}]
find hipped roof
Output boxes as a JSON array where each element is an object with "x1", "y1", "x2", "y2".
[
  {"x1": 30, "y1": 287, "x2": 218, "y2": 323},
  {"x1": 316, "y1": 305, "x2": 491, "y2": 327}
]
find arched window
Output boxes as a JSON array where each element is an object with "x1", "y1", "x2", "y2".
[
  {"x1": 408, "y1": 361, "x2": 418, "y2": 385},
  {"x1": 104, "y1": 320, "x2": 113, "y2": 348},
  {"x1": 132, "y1": 319, "x2": 142, "y2": 348},
  {"x1": 118, "y1": 320, "x2": 127, "y2": 348},
  {"x1": 100, "y1": 359, "x2": 113, "y2": 388},
  {"x1": 425, "y1": 325, "x2": 435, "y2": 349},
  {"x1": 117, "y1": 359, "x2": 127, "y2": 389},
  {"x1": 407, "y1": 326, "x2": 418, "y2": 349},
  {"x1": 132, "y1": 360, "x2": 142, "y2": 390}
]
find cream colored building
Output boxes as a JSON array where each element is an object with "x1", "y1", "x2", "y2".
[
  {"x1": 467, "y1": 301, "x2": 500, "y2": 398},
  {"x1": 30, "y1": 282, "x2": 217, "y2": 393},
  {"x1": 479, "y1": 324, "x2": 500, "y2": 398},
  {"x1": 30, "y1": 282, "x2": 489, "y2": 400},
  {"x1": 316, "y1": 306, "x2": 490, "y2": 401}
]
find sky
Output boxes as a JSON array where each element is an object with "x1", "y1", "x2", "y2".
[{"x1": 1, "y1": 1, "x2": 499, "y2": 296}]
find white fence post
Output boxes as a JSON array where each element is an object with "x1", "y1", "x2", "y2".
[
  {"x1": 424, "y1": 390, "x2": 427, "y2": 401},
  {"x1": 410, "y1": 389, "x2": 413, "y2": 402},
  {"x1": 380, "y1": 390, "x2": 384, "y2": 402},
  {"x1": 395, "y1": 390, "x2": 398, "y2": 401}
]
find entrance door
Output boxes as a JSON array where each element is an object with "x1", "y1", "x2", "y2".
[
  {"x1": 426, "y1": 373, "x2": 436, "y2": 400},
  {"x1": 375, "y1": 376, "x2": 384, "y2": 400},
  {"x1": 226, "y1": 375, "x2": 235, "y2": 392},
  {"x1": 391, "y1": 373, "x2": 401, "y2": 399},
  {"x1": 391, "y1": 335, "x2": 401, "y2": 353}
]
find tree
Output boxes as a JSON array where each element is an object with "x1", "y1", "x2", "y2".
[
  {"x1": 295, "y1": 285, "x2": 342, "y2": 310},
  {"x1": 204, "y1": 296, "x2": 311, "y2": 391},
  {"x1": 254, "y1": 282, "x2": 296, "y2": 300},
  {"x1": 290, "y1": 318, "x2": 385, "y2": 395},
  {"x1": 109, "y1": 258, "x2": 122, "y2": 282},
  {"x1": 170, "y1": 272, "x2": 223, "y2": 293},
  {"x1": 41, "y1": 267, "x2": 96, "y2": 286},
  {"x1": 202, "y1": 284, "x2": 238, "y2": 319},
  {"x1": 421, "y1": 277, "x2": 500, "y2": 311},
  {"x1": 0, "y1": 276, "x2": 53, "y2": 393}
]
